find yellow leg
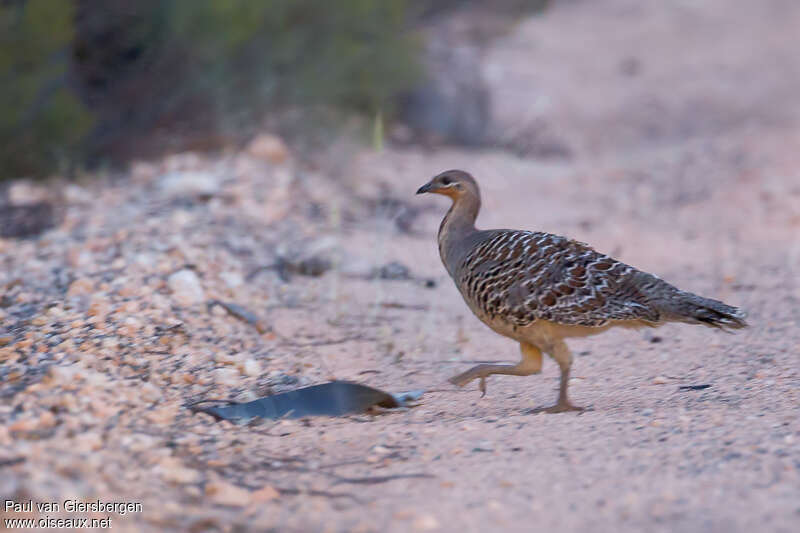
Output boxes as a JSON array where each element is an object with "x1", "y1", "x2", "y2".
[
  {"x1": 540, "y1": 340, "x2": 583, "y2": 413},
  {"x1": 449, "y1": 342, "x2": 543, "y2": 396}
]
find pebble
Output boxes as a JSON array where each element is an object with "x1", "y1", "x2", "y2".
[
  {"x1": 159, "y1": 459, "x2": 202, "y2": 485},
  {"x1": 9, "y1": 411, "x2": 55, "y2": 433},
  {"x1": 241, "y1": 358, "x2": 261, "y2": 377},
  {"x1": 413, "y1": 514, "x2": 440, "y2": 531},
  {"x1": 206, "y1": 481, "x2": 251, "y2": 507},
  {"x1": 246, "y1": 133, "x2": 289, "y2": 164},
  {"x1": 122, "y1": 433, "x2": 159, "y2": 453},
  {"x1": 652, "y1": 375, "x2": 669, "y2": 385},
  {"x1": 220, "y1": 271, "x2": 244, "y2": 289},
  {"x1": 75, "y1": 432, "x2": 104, "y2": 452},
  {"x1": 8, "y1": 181, "x2": 50, "y2": 204},
  {"x1": 159, "y1": 171, "x2": 220, "y2": 198},
  {"x1": 214, "y1": 367, "x2": 240, "y2": 387},
  {"x1": 250, "y1": 485, "x2": 280, "y2": 503},
  {"x1": 167, "y1": 269, "x2": 206, "y2": 306},
  {"x1": 140, "y1": 382, "x2": 163, "y2": 403},
  {"x1": 0, "y1": 425, "x2": 11, "y2": 446},
  {"x1": 67, "y1": 278, "x2": 95, "y2": 297},
  {"x1": 48, "y1": 364, "x2": 81, "y2": 385}
]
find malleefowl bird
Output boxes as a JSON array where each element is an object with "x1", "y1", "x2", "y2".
[{"x1": 416, "y1": 169, "x2": 747, "y2": 412}]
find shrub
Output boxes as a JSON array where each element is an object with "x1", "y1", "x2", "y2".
[
  {"x1": 0, "y1": 0, "x2": 93, "y2": 179},
  {"x1": 0, "y1": 0, "x2": 423, "y2": 180}
]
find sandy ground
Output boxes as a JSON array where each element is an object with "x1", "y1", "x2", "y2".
[{"x1": 1, "y1": 1, "x2": 799, "y2": 532}]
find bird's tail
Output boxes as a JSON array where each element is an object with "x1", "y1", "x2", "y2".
[{"x1": 658, "y1": 289, "x2": 748, "y2": 330}]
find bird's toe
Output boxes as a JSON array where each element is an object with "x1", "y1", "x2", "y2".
[{"x1": 528, "y1": 402, "x2": 587, "y2": 415}]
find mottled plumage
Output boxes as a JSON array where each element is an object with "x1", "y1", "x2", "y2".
[
  {"x1": 456, "y1": 229, "x2": 745, "y2": 329},
  {"x1": 417, "y1": 169, "x2": 747, "y2": 412}
]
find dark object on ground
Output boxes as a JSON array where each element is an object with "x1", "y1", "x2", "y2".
[
  {"x1": 188, "y1": 381, "x2": 423, "y2": 423},
  {"x1": 207, "y1": 300, "x2": 270, "y2": 334},
  {"x1": 0, "y1": 457, "x2": 26, "y2": 468},
  {"x1": 375, "y1": 261, "x2": 412, "y2": 280},
  {"x1": 0, "y1": 203, "x2": 56, "y2": 238},
  {"x1": 678, "y1": 384, "x2": 712, "y2": 391},
  {"x1": 278, "y1": 256, "x2": 332, "y2": 280},
  {"x1": 248, "y1": 255, "x2": 333, "y2": 282}
]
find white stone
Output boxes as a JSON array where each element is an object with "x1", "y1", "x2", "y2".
[
  {"x1": 214, "y1": 367, "x2": 239, "y2": 387},
  {"x1": 219, "y1": 271, "x2": 244, "y2": 289},
  {"x1": 168, "y1": 269, "x2": 206, "y2": 306},
  {"x1": 246, "y1": 133, "x2": 289, "y2": 163},
  {"x1": 159, "y1": 171, "x2": 220, "y2": 198},
  {"x1": 241, "y1": 358, "x2": 261, "y2": 377}
]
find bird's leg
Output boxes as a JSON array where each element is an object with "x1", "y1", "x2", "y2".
[
  {"x1": 449, "y1": 342, "x2": 542, "y2": 396},
  {"x1": 541, "y1": 340, "x2": 583, "y2": 413}
]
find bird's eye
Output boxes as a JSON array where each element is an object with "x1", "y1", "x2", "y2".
[{"x1": 440, "y1": 176, "x2": 452, "y2": 186}]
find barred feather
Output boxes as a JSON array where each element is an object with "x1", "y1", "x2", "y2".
[{"x1": 453, "y1": 229, "x2": 746, "y2": 330}]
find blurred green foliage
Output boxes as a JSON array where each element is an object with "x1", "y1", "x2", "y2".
[
  {"x1": 0, "y1": 0, "x2": 422, "y2": 180},
  {"x1": 162, "y1": 0, "x2": 421, "y2": 119},
  {"x1": 0, "y1": 0, "x2": 93, "y2": 179}
]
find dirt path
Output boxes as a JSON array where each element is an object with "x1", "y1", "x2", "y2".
[{"x1": 1, "y1": 1, "x2": 798, "y2": 532}]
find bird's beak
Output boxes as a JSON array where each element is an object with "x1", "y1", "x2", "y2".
[{"x1": 416, "y1": 181, "x2": 433, "y2": 195}]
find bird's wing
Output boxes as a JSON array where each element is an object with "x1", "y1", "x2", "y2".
[{"x1": 457, "y1": 230, "x2": 664, "y2": 327}]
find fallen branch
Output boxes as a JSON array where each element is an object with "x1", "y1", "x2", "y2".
[
  {"x1": 207, "y1": 300, "x2": 270, "y2": 334},
  {"x1": 331, "y1": 473, "x2": 434, "y2": 486}
]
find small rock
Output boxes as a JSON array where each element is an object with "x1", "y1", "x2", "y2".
[
  {"x1": 652, "y1": 375, "x2": 669, "y2": 385},
  {"x1": 146, "y1": 406, "x2": 177, "y2": 425},
  {"x1": 472, "y1": 441, "x2": 494, "y2": 452},
  {"x1": 168, "y1": 269, "x2": 206, "y2": 306},
  {"x1": 219, "y1": 271, "x2": 244, "y2": 289},
  {"x1": 63, "y1": 184, "x2": 92, "y2": 204},
  {"x1": 376, "y1": 261, "x2": 411, "y2": 280},
  {"x1": 9, "y1": 411, "x2": 55, "y2": 433},
  {"x1": 8, "y1": 181, "x2": 50, "y2": 204},
  {"x1": 87, "y1": 298, "x2": 110, "y2": 321},
  {"x1": 38, "y1": 410, "x2": 56, "y2": 429},
  {"x1": 140, "y1": 382, "x2": 163, "y2": 403},
  {"x1": 9, "y1": 418, "x2": 38, "y2": 433},
  {"x1": 250, "y1": 485, "x2": 280, "y2": 503},
  {"x1": 48, "y1": 364, "x2": 80, "y2": 385},
  {"x1": 159, "y1": 459, "x2": 202, "y2": 484},
  {"x1": 413, "y1": 514, "x2": 440, "y2": 531},
  {"x1": 75, "y1": 431, "x2": 104, "y2": 452},
  {"x1": 214, "y1": 367, "x2": 239, "y2": 387},
  {"x1": 67, "y1": 278, "x2": 95, "y2": 297},
  {"x1": 241, "y1": 358, "x2": 261, "y2": 377},
  {"x1": 206, "y1": 481, "x2": 251, "y2": 507},
  {"x1": 0, "y1": 425, "x2": 11, "y2": 446},
  {"x1": 159, "y1": 171, "x2": 220, "y2": 199},
  {"x1": 119, "y1": 319, "x2": 141, "y2": 338},
  {"x1": 246, "y1": 133, "x2": 289, "y2": 164},
  {"x1": 123, "y1": 433, "x2": 159, "y2": 453}
]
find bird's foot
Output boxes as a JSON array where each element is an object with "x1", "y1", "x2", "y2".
[
  {"x1": 544, "y1": 402, "x2": 585, "y2": 414},
  {"x1": 528, "y1": 401, "x2": 587, "y2": 414},
  {"x1": 448, "y1": 368, "x2": 489, "y2": 397}
]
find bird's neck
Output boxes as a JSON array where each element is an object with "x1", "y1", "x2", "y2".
[{"x1": 438, "y1": 193, "x2": 480, "y2": 271}]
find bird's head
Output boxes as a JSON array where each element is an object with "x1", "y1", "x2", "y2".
[{"x1": 416, "y1": 169, "x2": 479, "y2": 200}]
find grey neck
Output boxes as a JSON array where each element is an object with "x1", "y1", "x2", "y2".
[{"x1": 438, "y1": 192, "x2": 480, "y2": 272}]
